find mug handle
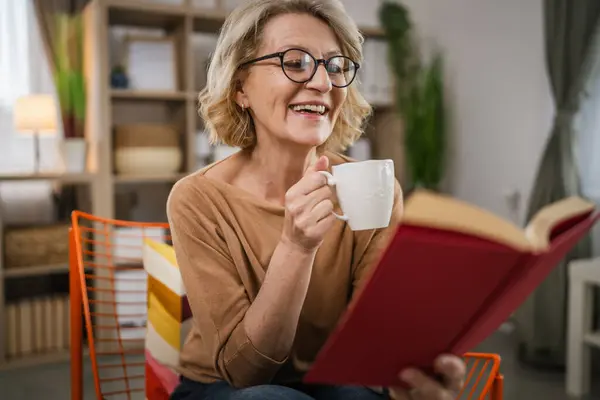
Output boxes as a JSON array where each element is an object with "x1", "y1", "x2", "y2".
[{"x1": 318, "y1": 171, "x2": 349, "y2": 221}]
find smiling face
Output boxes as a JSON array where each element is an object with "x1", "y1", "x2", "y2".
[{"x1": 236, "y1": 13, "x2": 348, "y2": 150}]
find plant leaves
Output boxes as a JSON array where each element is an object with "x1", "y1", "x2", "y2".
[{"x1": 379, "y1": 1, "x2": 446, "y2": 190}]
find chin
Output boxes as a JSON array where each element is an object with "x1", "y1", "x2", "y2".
[{"x1": 287, "y1": 128, "x2": 331, "y2": 148}]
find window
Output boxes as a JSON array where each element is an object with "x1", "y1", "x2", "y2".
[
  {"x1": 0, "y1": 0, "x2": 57, "y2": 224},
  {"x1": 575, "y1": 38, "x2": 600, "y2": 255}
]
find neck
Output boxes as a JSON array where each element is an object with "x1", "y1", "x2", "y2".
[{"x1": 245, "y1": 141, "x2": 319, "y2": 204}]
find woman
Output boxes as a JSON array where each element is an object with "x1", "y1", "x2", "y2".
[{"x1": 167, "y1": 0, "x2": 466, "y2": 399}]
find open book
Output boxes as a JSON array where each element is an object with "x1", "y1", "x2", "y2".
[
  {"x1": 304, "y1": 190, "x2": 598, "y2": 388},
  {"x1": 402, "y1": 190, "x2": 595, "y2": 252}
]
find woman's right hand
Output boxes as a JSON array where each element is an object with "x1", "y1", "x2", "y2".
[{"x1": 281, "y1": 155, "x2": 337, "y2": 252}]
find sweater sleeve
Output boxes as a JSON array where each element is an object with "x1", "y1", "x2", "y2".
[
  {"x1": 351, "y1": 179, "x2": 404, "y2": 297},
  {"x1": 166, "y1": 178, "x2": 287, "y2": 388}
]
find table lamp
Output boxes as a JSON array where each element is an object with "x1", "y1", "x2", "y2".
[{"x1": 14, "y1": 94, "x2": 58, "y2": 173}]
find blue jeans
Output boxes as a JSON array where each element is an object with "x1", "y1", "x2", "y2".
[{"x1": 170, "y1": 376, "x2": 389, "y2": 400}]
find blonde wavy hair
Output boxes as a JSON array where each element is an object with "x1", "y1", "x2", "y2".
[{"x1": 198, "y1": 0, "x2": 373, "y2": 152}]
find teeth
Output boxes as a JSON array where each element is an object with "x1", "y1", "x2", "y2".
[{"x1": 291, "y1": 104, "x2": 326, "y2": 114}]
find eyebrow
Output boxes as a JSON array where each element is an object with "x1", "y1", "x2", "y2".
[{"x1": 277, "y1": 45, "x2": 342, "y2": 58}]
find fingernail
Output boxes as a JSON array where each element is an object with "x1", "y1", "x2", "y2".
[
  {"x1": 439, "y1": 355, "x2": 453, "y2": 366},
  {"x1": 400, "y1": 369, "x2": 414, "y2": 382}
]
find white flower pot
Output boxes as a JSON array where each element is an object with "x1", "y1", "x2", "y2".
[{"x1": 59, "y1": 138, "x2": 87, "y2": 174}]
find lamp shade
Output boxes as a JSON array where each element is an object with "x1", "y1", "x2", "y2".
[{"x1": 14, "y1": 94, "x2": 58, "y2": 134}]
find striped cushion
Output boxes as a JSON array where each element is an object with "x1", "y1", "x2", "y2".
[{"x1": 143, "y1": 238, "x2": 191, "y2": 399}]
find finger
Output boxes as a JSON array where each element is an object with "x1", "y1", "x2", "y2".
[
  {"x1": 306, "y1": 155, "x2": 329, "y2": 173},
  {"x1": 312, "y1": 212, "x2": 336, "y2": 236},
  {"x1": 305, "y1": 185, "x2": 334, "y2": 209},
  {"x1": 311, "y1": 199, "x2": 334, "y2": 222},
  {"x1": 400, "y1": 369, "x2": 451, "y2": 400},
  {"x1": 288, "y1": 171, "x2": 329, "y2": 198},
  {"x1": 388, "y1": 388, "x2": 411, "y2": 400},
  {"x1": 434, "y1": 355, "x2": 466, "y2": 393},
  {"x1": 287, "y1": 185, "x2": 332, "y2": 218}
]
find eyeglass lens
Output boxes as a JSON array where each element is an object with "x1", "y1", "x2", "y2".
[{"x1": 282, "y1": 49, "x2": 356, "y2": 87}]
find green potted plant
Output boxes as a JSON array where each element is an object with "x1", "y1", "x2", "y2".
[
  {"x1": 379, "y1": 1, "x2": 447, "y2": 193},
  {"x1": 54, "y1": 12, "x2": 87, "y2": 173}
]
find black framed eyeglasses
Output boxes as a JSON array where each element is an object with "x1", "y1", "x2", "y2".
[{"x1": 239, "y1": 48, "x2": 360, "y2": 88}]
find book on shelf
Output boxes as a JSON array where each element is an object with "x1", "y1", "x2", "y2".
[
  {"x1": 4, "y1": 274, "x2": 71, "y2": 359},
  {"x1": 5, "y1": 296, "x2": 70, "y2": 359},
  {"x1": 304, "y1": 190, "x2": 599, "y2": 388}
]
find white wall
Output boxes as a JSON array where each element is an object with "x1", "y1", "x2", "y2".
[{"x1": 391, "y1": 0, "x2": 554, "y2": 224}]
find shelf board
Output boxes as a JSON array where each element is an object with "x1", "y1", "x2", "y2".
[
  {"x1": 191, "y1": 7, "x2": 385, "y2": 38},
  {"x1": 360, "y1": 26, "x2": 385, "y2": 39},
  {"x1": 111, "y1": 89, "x2": 191, "y2": 101},
  {"x1": 370, "y1": 101, "x2": 394, "y2": 109},
  {"x1": 3, "y1": 263, "x2": 69, "y2": 278},
  {"x1": 113, "y1": 173, "x2": 186, "y2": 184},
  {"x1": 106, "y1": 0, "x2": 186, "y2": 29},
  {"x1": 0, "y1": 172, "x2": 93, "y2": 184},
  {"x1": 105, "y1": 1, "x2": 385, "y2": 38},
  {"x1": 0, "y1": 348, "x2": 89, "y2": 371},
  {"x1": 192, "y1": 7, "x2": 228, "y2": 34}
]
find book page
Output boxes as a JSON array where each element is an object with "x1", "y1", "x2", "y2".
[
  {"x1": 402, "y1": 190, "x2": 595, "y2": 253},
  {"x1": 525, "y1": 196, "x2": 595, "y2": 249},
  {"x1": 402, "y1": 191, "x2": 532, "y2": 251}
]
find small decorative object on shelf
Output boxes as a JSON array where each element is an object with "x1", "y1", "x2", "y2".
[
  {"x1": 110, "y1": 65, "x2": 129, "y2": 89},
  {"x1": 60, "y1": 138, "x2": 87, "y2": 174},
  {"x1": 114, "y1": 124, "x2": 182, "y2": 176},
  {"x1": 13, "y1": 95, "x2": 58, "y2": 173},
  {"x1": 126, "y1": 35, "x2": 178, "y2": 92}
]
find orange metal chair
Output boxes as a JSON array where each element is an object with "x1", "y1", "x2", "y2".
[{"x1": 69, "y1": 211, "x2": 504, "y2": 400}]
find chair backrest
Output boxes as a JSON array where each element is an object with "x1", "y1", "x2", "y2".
[
  {"x1": 459, "y1": 353, "x2": 503, "y2": 400},
  {"x1": 70, "y1": 210, "x2": 170, "y2": 400},
  {"x1": 69, "y1": 211, "x2": 503, "y2": 400}
]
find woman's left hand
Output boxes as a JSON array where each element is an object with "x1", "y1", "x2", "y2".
[{"x1": 389, "y1": 354, "x2": 466, "y2": 400}]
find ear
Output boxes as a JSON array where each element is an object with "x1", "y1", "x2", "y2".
[
  {"x1": 235, "y1": 91, "x2": 248, "y2": 109},
  {"x1": 234, "y1": 74, "x2": 249, "y2": 109}
]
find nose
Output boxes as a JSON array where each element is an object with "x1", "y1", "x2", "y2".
[{"x1": 306, "y1": 63, "x2": 332, "y2": 92}]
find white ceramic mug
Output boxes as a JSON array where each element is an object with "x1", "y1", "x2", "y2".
[{"x1": 319, "y1": 159, "x2": 395, "y2": 231}]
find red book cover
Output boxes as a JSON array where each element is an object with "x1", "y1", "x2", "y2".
[
  {"x1": 452, "y1": 211, "x2": 600, "y2": 355},
  {"x1": 303, "y1": 191, "x2": 598, "y2": 388}
]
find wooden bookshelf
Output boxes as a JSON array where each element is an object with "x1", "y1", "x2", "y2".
[
  {"x1": 0, "y1": 173, "x2": 95, "y2": 184},
  {"x1": 111, "y1": 89, "x2": 192, "y2": 101},
  {"x1": 0, "y1": 175, "x2": 94, "y2": 369}
]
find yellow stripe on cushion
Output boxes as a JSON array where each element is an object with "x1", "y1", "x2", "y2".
[
  {"x1": 147, "y1": 292, "x2": 184, "y2": 350},
  {"x1": 143, "y1": 239, "x2": 185, "y2": 296},
  {"x1": 144, "y1": 238, "x2": 178, "y2": 266},
  {"x1": 148, "y1": 275, "x2": 183, "y2": 321},
  {"x1": 146, "y1": 320, "x2": 180, "y2": 368}
]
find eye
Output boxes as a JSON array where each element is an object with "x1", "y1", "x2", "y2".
[
  {"x1": 283, "y1": 58, "x2": 306, "y2": 70},
  {"x1": 283, "y1": 50, "x2": 313, "y2": 71},
  {"x1": 327, "y1": 63, "x2": 343, "y2": 74},
  {"x1": 327, "y1": 57, "x2": 348, "y2": 75}
]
